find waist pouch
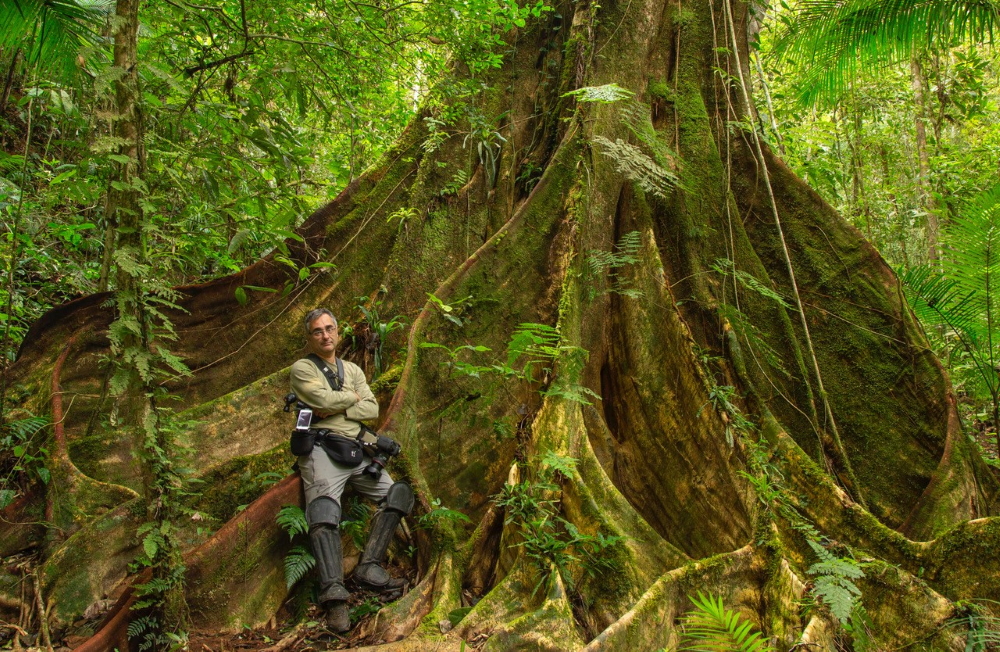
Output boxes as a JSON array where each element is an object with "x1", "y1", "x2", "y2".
[
  {"x1": 289, "y1": 429, "x2": 364, "y2": 467},
  {"x1": 318, "y1": 432, "x2": 365, "y2": 467},
  {"x1": 290, "y1": 430, "x2": 316, "y2": 456}
]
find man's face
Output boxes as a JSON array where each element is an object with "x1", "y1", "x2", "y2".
[{"x1": 306, "y1": 313, "x2": 339, "y2": 358}]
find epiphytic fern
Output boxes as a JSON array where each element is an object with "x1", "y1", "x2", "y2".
[
  {"x1": 563, "y1": 83, "x2": 635, "y2": 104},
  {"x1": 592, "y1": 136, "x2": 677, "y2": 199},
  {"x1": 806, "y1": 539, "x2": 865, "y2": 624}
]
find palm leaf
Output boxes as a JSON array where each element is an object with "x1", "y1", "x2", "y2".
[
  {"x1": 0, "y1": 0, "x2": 109, "y2": 81},
  {"x1": 680, "y1": 592, "x2": 774, "y2": 652},
  {"x1": 945, "y1": 183, "x2": 1000, "y2": 304},
  {"x1": 774, "y1": 0, "x2": 999, "y2": 106},
  {"x1": 900, "y1": 265, "x2": 983, "y2": 343}
]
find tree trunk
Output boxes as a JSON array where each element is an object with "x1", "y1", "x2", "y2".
[
  {"x1": 910, "y1": 57, "x2": 939, "y2": 263},
  {"x1": 4, "y1": 0, "x2": 1000, "y2": 648}
]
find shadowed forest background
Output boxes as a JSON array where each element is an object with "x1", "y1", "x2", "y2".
[{"x1": 6, "y1": 0, "x2": 1000, "y2": 649}]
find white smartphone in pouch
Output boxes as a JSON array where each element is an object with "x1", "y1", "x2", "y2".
[{"x1": 296, "y1": 408, "x2": 313, "y2": 431}]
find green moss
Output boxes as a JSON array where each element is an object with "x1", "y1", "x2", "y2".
[
  {"x1": 371, "y1": 362, "x2": 404, "y2": 395},
  {"x1": 192, "y1": 445, "x2": 291, "y2": 523},
  {"x1": 647, "y1": 79, "x2": 673, "y2": 102}
]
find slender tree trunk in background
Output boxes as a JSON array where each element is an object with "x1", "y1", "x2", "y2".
[
  {"x1": 911, "y1": 57, "x2": 939, "y2": 262},
  {"x1": 1, "y1": 48, "x2": 20, "y2": 112},
  {"x1": 97, "y1": 214, "x2": 114, "y2": 292},
  {"x1": 107, "y1": 0, "x2": 144, "y2": 295}
]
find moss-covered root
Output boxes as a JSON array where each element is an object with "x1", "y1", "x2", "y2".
[
  {"x1": 357, "y1": 561, "x2": 438, "y2": 643},
  {"x1": 857, "y1": 560, "x2": 966, "y2": 650},
  {"x1": 480, "y1": 570, "x2": 587, "y2": 651},
  {"x1": 582, "y1": 546, "x2": 766, "y2": 651},
  {"x1": 923, "y1": 517, "x2": 1000, "y2": 612},
  {"x1": 184, "y1": 474, "x2": 300, "y2": 632},
  {"x1": 40, "y1": 499, "x2": 142, "y2": 627}
]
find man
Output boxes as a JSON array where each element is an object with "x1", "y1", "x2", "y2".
[{"x1": 291, "y1": 308, "x2": 413, "y2": 632}]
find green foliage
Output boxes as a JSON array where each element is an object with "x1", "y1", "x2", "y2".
[
  {"x1": 427, "y1": 292, "x2": 475, "y2": 327},
  {"x1": 698, "y1": 383, "x2": 755, "y2": 447},
  {"x1": 585, "y1": 231, "x2": 643, "y2": 300},
  {"x1": 0, "y1": 0, "x2": 107, "y2": 81},
  {"x1": 592, "y1": 136, "x2": 677, "y2": 199},
  {"x1": 680, "y1": 592, "x2": 773, "y2": 652},
  {"x1": 773, "y1": 0, "x2": 998, "y2": 106},
  {"x1": 277, "y1": 505, "x2": 309, "y2": 540},
  {"x1": 0, "y1": 0, "x2": 548, "y2": 366},
  {"x1": 563, "y1": 83, "x2": 635, "y2": 104},
  {"x1": 495, "y1": 453, "x2": 625, "y2": 593},
  {"x1": 940, "y1": 602, "x2": 1000, "y2": 650},
  {"x1": 711, "y1": 259, "x2": 790, "y2": 309},
  {"x1": 417, "y1": 497, "x2": 472, "y2": 530},
  {"x1": 276, "y1": 504, "x2": 316, "y2": 589},
  {"x1": 350, "y1": 596, "x2": 384, "y2": 623},
  {"x1": 441, "y1": 169, "x2": 470, "y2": 196},
  {"x1": 0, "y1": 413, "x2": 51, "y2": 509},
  {"x1": 283, "y1": 545, "x2": 316, "y2": 590},
  {"x1": 901, "y1": 184, "x2": 1000, "y2": 427},
  {"x1": 806, "y1": 539, "x2": 865, "y2": 624},
  {"x1": 421, "y1": 322, "x2": 599, "y2": 403}
]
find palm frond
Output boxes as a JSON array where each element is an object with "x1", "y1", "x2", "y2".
[
  {"x1": 900, "y1": 265, "x2": 984, "y2": 344},
  {"x1": 945, "y1": 183, "x2": 1000, "y2": 302},
  {"x1": 0, "y1": 0, "x2": 109, "y2": 81},
  {"x1": 680, "y1": 592, "x2": 774, "y2": 652},
  {"x1": 774, "y1": 0, "x2": 1000, "y2": 106}
]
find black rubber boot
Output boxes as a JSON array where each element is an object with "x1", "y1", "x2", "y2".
[
  {"x1": 324, "y1": 601, "x2": 350, "y2": 633},
  {"x1": 352, "y1": 508, "x2": 406, "y2": 592},
  {"x1": 310, "y1": 524, "x2": 351, "y2": 604}
]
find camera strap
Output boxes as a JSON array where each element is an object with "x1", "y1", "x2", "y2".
[{"x1": 307, "y1": 353, "x2": 345, "y2": 391}]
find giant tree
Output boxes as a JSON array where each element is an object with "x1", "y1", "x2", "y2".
[{"x1": 4, "y1": 0, "x2": 1000, "y2": 648}]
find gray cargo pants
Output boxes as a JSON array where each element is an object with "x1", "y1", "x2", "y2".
[{"x1": 299, "y1": 446, "x2": 394, "y2": 505}]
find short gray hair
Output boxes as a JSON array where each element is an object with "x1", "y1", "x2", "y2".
[{"x1": 304, "y1": 308, "x2": 337, "y2": 335}]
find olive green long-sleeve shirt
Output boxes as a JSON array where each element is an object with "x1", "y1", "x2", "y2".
[{"x1": 289, "y1": 357, "x2": 378, "y2": 438}]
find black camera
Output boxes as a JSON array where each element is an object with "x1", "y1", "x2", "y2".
[
  {"x1": 283, "y1": 393, "x2": 309, "y2": 413},
  {"x1": 362, "y1": 435, "x2": 401, "y2": 480}
]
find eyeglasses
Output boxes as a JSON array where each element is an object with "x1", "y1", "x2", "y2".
[{"x1": 310, "y1": 326, "x2": 338, "y2": 338}]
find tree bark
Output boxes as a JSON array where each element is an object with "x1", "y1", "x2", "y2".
[{"x1": 3, "y1": 0, "x2": 1000, "y2": 648}]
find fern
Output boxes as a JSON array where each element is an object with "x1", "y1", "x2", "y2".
[
  {"x1": 592, "y1": 136, "x2": 677, "y2": 198},
  {"x1": 284, "y1": 544, "x2": 316, "y2": 589},
  {"x1": 276, "y1": 505, "x2": 308, "y2": 540},
  {"x1": 712, "y1": 259, "x2": 791, "y2": 309},
  {"x1": 586, "y1": 231, "x2": 644, "y2": 300},
  {"x1": 806, "y1": 539, "x2": 864, "y2": 624},
  {"x1": 563, "y1": 83, "x2": 635, "y2": 103},
  {"x1": 681, "y1": 592, "x2": 774, "y2": 652}
]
